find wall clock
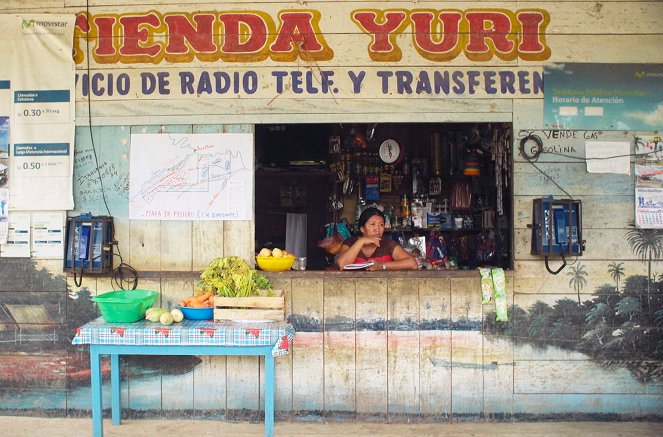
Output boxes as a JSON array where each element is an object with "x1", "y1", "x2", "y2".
[{"x1": 379, "y1": 138, "x2": 402, "y2": 164}]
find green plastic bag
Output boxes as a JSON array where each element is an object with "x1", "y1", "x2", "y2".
[
  {"x1": 478, "y1": 267, "x2": 493, "y2": 304},
  {"x1": 491, "y1": 267, "x2": 508, "y2": 322}
]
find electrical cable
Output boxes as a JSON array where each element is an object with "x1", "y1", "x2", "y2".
[
  {"x1": 518, "y1": 133, "x2": 574, "y2": 199},
  {"x1": 80, "y1": 0, "x2": 137, "y2": 289}
]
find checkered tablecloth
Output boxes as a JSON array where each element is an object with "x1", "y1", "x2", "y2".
[{"x1": 72, "y1": 317, "x2": 295, "y2": 357}]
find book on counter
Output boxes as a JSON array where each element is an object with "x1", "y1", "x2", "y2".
[{"x1": 342, "y1": 261, "x2": 374, "y2": 270}]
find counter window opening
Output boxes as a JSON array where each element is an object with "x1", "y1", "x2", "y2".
[{"x1": 254, "y1": 122, "x2": 513, "y2": 271}]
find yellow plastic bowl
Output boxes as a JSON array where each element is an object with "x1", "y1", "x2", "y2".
[{"x1": 256, "y1": 256, "x2": 295, "y2": 272}]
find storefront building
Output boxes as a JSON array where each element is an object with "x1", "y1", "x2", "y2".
[{"x1": 0, "y1": 1, "x2": 662, "y2": 422}]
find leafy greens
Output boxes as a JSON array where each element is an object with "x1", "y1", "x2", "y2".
[{"x1": 196, "y1": 256, "x2": 274, "y2": 297}]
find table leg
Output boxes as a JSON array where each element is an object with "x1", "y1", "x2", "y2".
[
  {"x1": 264, "y1": 353, "x2": 275, "y2": 437},
  {"x1": 90, "y1": 346, "x2": 103, "y2": 437},
  {"x1": 110, "y1": 354, "x2": 121, "y2": 424}
]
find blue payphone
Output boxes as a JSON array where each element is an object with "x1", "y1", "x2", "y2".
[
  {"x1": 530, "y1": 197, "x2": 584, "y2": 274},
  {"x1": 64, "y1": 214, "x2": 114, "y2": 277}
]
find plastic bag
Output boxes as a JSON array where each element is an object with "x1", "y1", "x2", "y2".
[
  {"x1": 478, "y1": 267, "x2": 493, "y2": 304},
  {"x1": 426, "y1": 231, "x2": 448, "y2": 269},
  {"x1": 318, "y1": 224, "x2": 344, "y2": 255},
  {"x1": 492, "y1": 267, "x2": 508, "y2": 322}
]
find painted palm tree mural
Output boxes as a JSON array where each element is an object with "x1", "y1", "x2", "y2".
[
  {"x1": 566, "y1": 263, "x2": 588, "y2": 304},
  {"x1": 608, "y1": 262, "x2": 625, "y2": 292},
  {"x1": 484, "y1": 230, "x2": 663, "y2": 383},
  {"x1": 625, "y1": 226, "x2": 663, "y2": 305}
]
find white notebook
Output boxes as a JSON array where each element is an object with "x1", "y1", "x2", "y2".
[{"x1": 343, "y1": 261, "x2": 374, "y2": 270}]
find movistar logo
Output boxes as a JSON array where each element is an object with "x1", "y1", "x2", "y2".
[
  {"x1": 21, "y1": 19, "x2": 67, "y2": 29},
  {"x1": 635, "y1": 70, "x2": 663, "y2": 79}
]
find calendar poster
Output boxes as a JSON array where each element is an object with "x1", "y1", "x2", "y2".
[{"x1": 635, "y1": 135, "x2": 663, "y2": 228}]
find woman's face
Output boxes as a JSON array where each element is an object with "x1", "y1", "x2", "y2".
[{"x1": 361, "y1": 214, "x2": 385, "y2": 238}]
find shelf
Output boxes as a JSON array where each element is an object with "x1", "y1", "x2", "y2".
[{"x1": 386, "y1": 227, "x2": 489, "y2": 233}]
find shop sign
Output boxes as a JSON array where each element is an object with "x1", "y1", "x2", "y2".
[
  {"x1": 71, "y1": 6, "x2": 550, "y2": 101},
  {"x1": 544, "y1": 63, "x2": 663, "y2": 131}
]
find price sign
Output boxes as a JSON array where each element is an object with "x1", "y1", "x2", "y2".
[
  {"x1": 13, "y1": 90, "x2": 71, "y2": 124},
  {"x1": 12, "y1": 143, "x2": 71, "y2": 177}
]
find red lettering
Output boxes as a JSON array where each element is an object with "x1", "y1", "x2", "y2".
[
  {"x1": 94, "y1": 17, "x2": 117, "y2": 56},
  {"x1": 73, "y1": 7, "x2": 550, "y2": 66},
  {"x1": 270, "y1": 11, "x2": 333, "y2": 61},
  {"x1": 410, "y1": 11, "x2": 464, "y2": 62},
  {"x1": 517, "y1": 11, "x2": 550, "y2": 60},
  {"x1": 351, "y1": 10, "x2": 408, "y2": 61},
  {"x1": 218, "y1": 12, "x2": 271, "y2": 62},
  {"x1": 465, "y1": 11, "x2": 516, "y2": 61},
  {"x1": 164, "y1": 14, "x2": 216, "y2": 62},
  {"x1": 119, "y1": 14, "x2": 162, "y2": 61},
  {"x1": 73, "y1": 13, "x2": 91, "y2": 64}
]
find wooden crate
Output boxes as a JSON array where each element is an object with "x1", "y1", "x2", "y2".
[{"x1": 213, "y1": 290, "x2": 286, "y2": 321}]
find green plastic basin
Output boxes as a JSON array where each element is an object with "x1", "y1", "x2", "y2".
[{"x1": 91, "y1": 290, "x2": 159, "y2": 323}]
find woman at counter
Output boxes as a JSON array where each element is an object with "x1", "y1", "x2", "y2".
[{"x1": 336, "y1": 207, "x2": 418, "y2": 271}]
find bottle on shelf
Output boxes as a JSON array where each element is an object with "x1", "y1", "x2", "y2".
[{"x1": 400, "y1": 194, "x2": 410, "y2": 227}]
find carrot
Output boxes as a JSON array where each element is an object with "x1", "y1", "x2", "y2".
[{"x1": 181, "y1": 292, "x2": 214, "y2": 307}]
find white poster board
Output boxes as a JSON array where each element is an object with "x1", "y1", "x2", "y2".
[
  {"x1": 0, "y1": 14, "x2": 76, "y2": 210},
  {"x1": 129, "y1": 133, "x2": 254, "y2": 220}
]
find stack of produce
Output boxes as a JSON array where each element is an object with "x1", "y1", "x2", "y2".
[{"x1": 196, "y1": 256, "x2": 274, "y2": 297}]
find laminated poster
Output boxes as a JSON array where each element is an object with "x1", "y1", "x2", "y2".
[
  {"x1": 635, "y1": 135, "x2": 663, "y2": 228},
  {"x1": 31, "y1": 211, "x2": 65, "y2": 259},
  {"x1": 0, "y1": 188, "x2": 7, "y2": 243},
  {"x1": 0, "y1": 15, "x2": 76, "y2": 210},
  {"x1": 0, "y1": 211, "x2": 30, "y2": 257}
]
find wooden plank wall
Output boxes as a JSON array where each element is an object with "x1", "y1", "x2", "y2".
[
  {"x1": 1, "y1": 0, "x2": 662, "y2": 422},
  {"x1": 53, "y1": 1, "x2": 662, "y2": 125}
]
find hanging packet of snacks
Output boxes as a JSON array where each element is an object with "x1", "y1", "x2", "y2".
[
  {"x1": 491, "y1": 267, "x2": 508, "y2": 322},
  {"x1": 478, "y1": 267, "x2": 494, "y2": 304}
]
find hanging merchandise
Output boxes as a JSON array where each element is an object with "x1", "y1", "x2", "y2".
[
  {"x1": 365, "y1": 175, "x2": 380, "y2": 201},
  {"x1": 492, "y1": 268, "x2": 508, "y2": 322},
  {"x1": 478, "y1": 267, "x2": 494, "y2": 304},
  {"x1": 451, "y1": 181, "x2": 472, "y2": 211},
  {"x1": 318, "y1": 223, "x2": 344, "y2": 255},
  {"x1": 477, "y1": 267, "x2": 508, "y2": 321},
  {"x1": 494, "y1": 126, "x2": 512, "y2": 216},
  {"x1": 318, "y1": 220, "x2": 351, "y2": 256},
  {"x1": 463, "y1": 151, "x2": 480, "y2": 176},
  {"x1": 431, "y1": 132, "x2": 443, "y2": 176}
]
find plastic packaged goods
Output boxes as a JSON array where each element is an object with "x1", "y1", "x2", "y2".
[
  {"x1": 491, "y1": 267, "x2": 508, "y2": 322},
  {"x1": 479, "y1": 267, "x2": 493, "y2": 304}
]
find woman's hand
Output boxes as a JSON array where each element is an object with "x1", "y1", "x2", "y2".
[
  {"x1": 366, "y1": 261, "x2": 384, "y2": 271},
  {"x1": 336, "y1": 235, "x2": 380, "y2": 270},
  {"x1": 359, "y1": 235, "x2": 381, "y2": 248}
]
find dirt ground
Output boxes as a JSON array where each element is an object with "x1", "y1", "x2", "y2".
[{"x1": 1, "y1": 417, "x2": 662, "y2": 437}]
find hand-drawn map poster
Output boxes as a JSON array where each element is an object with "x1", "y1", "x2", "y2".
[
  {"x1": 635, "y1": 135, "x2": 663, "y2": 229},
  {"x1": 129, "y1": 133, "x2": 254, "y2": 221}
]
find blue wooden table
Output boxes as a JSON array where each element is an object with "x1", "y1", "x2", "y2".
[{"x1": 73, "y1": 317, "x2": 295, "y2": 437}]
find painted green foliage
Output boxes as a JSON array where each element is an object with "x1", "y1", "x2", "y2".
[{"x1": 485, "y1": 227, "x2": 663, "y2": 382}]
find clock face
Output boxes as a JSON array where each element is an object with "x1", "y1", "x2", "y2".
[{"x1": 379, "y1": 139, "x2": 401, "y2": 164}]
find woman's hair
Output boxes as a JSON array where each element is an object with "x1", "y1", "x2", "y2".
[{"x1": 358, "y1": 207, "x2": 385, "y2": 229}]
